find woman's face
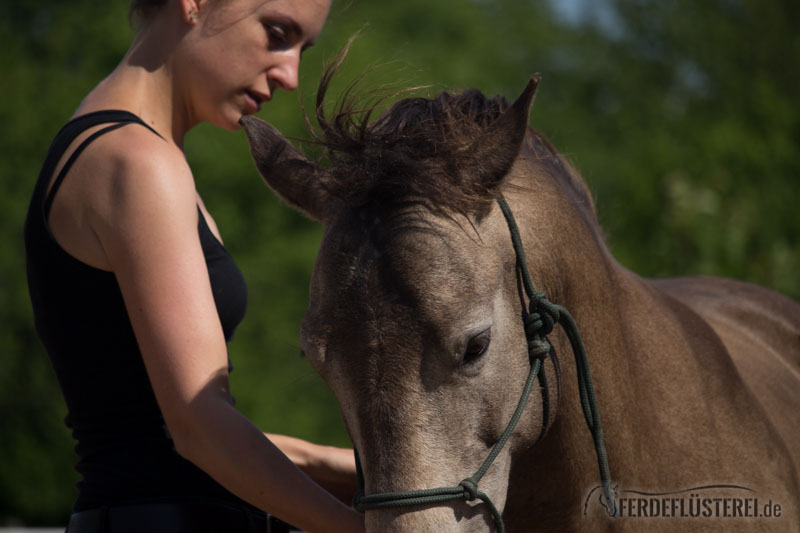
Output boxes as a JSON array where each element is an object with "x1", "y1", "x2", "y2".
[{"x1": 176, "y1": 0, "x2": 331, "y2": 130}]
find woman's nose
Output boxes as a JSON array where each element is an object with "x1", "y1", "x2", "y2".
[{"x1": 268, "y1": 49, "x2": 301, "y2": 92}]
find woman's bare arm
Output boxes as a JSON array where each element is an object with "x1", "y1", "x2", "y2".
[{"x1": 85, "y1": 129, "x2": 364, "y2": 533}]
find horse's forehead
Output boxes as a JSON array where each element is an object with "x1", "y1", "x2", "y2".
[{"x1": 310, "y1": 210, "x2": 501, "y2": 330}]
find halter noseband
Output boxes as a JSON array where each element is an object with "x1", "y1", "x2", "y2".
[{"x1": 352, "y1": 195, "x2": 617, "y2": 531}]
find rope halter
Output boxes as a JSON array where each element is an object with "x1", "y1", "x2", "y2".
[{"x1": 352, "y1": 195, "x2": 617, "y2": 532}]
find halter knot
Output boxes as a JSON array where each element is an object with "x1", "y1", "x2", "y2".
[
  {"x1": 524, "y1": 299, "x2": 559, "y2": 362},
  {"x1": 524, "y1": 311, "x2": 553, "y2": 338},
  {"x1": 459, "y1": 478, "x2": 480, "y2": 501},
  {"x1": 524, "y1": 292, "x2": 560, "y2": 339}
]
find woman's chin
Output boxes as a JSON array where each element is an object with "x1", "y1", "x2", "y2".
[{"x1": 212, "y1": 109, "x2": 249, "y2": 132}]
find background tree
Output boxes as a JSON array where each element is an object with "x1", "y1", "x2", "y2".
[{"x1": 1, "y1": 0, "x2": 796, "y2": 525}]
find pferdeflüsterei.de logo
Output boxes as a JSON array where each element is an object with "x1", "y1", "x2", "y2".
[{"x1": 584, "y1": 484, "x2": 783, "y2": 520}]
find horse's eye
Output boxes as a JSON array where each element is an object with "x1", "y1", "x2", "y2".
[{"x1": 463, "y1": 329, "x2": 491, "y2": 365}]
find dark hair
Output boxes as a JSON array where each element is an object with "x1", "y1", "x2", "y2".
[
  {"x1": 129, "y1": 0, "x2": 168, "y2": 24},
  {"x1": 307, "y1": 38, "x2": 596, "y2": 223}
]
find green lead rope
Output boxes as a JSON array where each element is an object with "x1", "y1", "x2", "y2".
[
  {"x1": 496, "y1": 195, "x2": 617, "y2": 518},
  {"x1": 352, "y1": 195, "x2": 617, "y2": 531}
]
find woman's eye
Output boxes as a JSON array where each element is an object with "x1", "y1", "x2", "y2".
[
  {"x1": 463, "y1": 329, "x2": 491, "y2": 366},
  {"x1": 266, "y1": 24, "x2": 288, "y2": 47}
]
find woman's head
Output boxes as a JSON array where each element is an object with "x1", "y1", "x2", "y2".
[{"x1": 130, "y1": 0, "x2": 331, "y2": 131}]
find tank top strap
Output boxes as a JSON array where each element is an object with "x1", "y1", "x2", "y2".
[{"x1": 42, "y1": 110, "x2": 166, "y2": 218}]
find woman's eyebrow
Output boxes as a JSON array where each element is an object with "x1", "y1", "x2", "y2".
[{"x1": 270, "y1": 13, "x2": 319, "y2": 51}]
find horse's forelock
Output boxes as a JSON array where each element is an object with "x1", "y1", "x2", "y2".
[{"x1": 313, "y1": 64, "x2": 513, "y2": 220}]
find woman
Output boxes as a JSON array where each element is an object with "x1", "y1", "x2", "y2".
[{"x1": 23, "y1": 0, "x2": 365, "y2": 531}]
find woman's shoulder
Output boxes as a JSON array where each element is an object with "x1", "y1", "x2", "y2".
[
  {"x1": 90, "y1": 123, "x2": 198, "y2": 229},
  {"x1": 62, "y1": 108, "x2": 195, "y2": 226},
  {"x1": 69, "y1": 115, "x2": 195, "y2": 210},
  {"x1": 44, "y1": 110, "x2": 199, "y2": 271},
  {"x1": 97, "y1": 117, "x2": 188, "y2": 179}
]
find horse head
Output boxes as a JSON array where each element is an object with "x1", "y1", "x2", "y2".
[{"x1": 241, "y1": 77, "x2": 607, "y2": 531}]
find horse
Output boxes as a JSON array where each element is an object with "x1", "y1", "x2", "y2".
[{"x1": 239, "y1": 73, "x2": 800, "y2": 532}]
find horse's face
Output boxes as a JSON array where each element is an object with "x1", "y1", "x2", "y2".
[
  {"x1": 300, "y1": 205, "x2": 544, "y2": 531},
  {"x1": 240, "y1": 77, "x2": 542, "y2": 531}
]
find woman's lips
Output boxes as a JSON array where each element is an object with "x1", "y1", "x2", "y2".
[{"x1": 244, "y1": 90, "x2": 269, "y2": 113}]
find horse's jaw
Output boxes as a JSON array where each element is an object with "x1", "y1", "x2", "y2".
[
  {"x1": 362, "y1": 469, "x2": 512, "y2": 533},
  {"x1": 365, "y1": 506, "x2": 494, "y2": 533}
]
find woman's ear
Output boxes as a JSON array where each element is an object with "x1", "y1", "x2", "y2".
[
  {"x1": 240, "y1": 116, "x2": 333, "y2": 223},
  {"x1": 180, "y1": 0, "x2": 204, "y2": 24}
]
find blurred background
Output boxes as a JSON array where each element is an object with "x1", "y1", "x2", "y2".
[{"x1": 1, "y1": 0, "x2": 797, "y2": 526}]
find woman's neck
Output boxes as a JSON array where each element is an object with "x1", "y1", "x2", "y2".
[{"x1": 75, "y1": 15, "x2": 193, "y2": 148}]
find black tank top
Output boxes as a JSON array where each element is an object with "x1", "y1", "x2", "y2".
[{"x1": 24, "y1": 110, "x2": 252, "y2": 511}]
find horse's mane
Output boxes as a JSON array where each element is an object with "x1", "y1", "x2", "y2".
[{"x1": 310, "y1": 53, "x2": 597, "y2": 223}]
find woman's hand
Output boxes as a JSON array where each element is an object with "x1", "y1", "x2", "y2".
[{"x1": 267, "y1": 434, "x2": 359, "y2": 505}]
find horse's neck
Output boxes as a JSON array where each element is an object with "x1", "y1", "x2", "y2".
[
  {"x1": 507, "y1": 134, "x2": 616, "y2": 309},
  {"x1": 503, "y1": 143, "x2": 697, "y2": 521},
  {"x1": 502, "y1": 132, "x2": 800, "y2": 529},
  {"x1": 504, "y1": 145, "x2": 799, "y2": 528},
  {"x1": 500, "y1": 169, "x2": 627, "y2": 527}
]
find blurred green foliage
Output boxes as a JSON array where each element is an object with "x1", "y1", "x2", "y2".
[{"x1": 1, "y1": 0, "x2": 797, "y2": 526}]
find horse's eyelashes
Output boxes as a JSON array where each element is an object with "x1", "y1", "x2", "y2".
[{"x1": 463, "y1": 329, "x2": 491, "y2": 366}]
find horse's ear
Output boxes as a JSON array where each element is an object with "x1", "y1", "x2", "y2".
[
  {"x1": 466, "y1": 75, "x2": 540, "y2": 192},
  {"x1": 240, "y1": 115, "x2": 331, "y2": 223}
]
